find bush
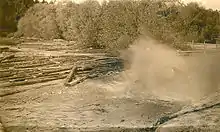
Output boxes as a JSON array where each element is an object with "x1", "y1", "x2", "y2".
[
  {"x1": 17, "y1": 3, "x2": 60, "y2": 39},
  {"x1": 74, "y1": 0, "x2": 102, "y2": 48},
  {"x1": 55, "y1": 2, "x2": 78, "y2": 40},
  {"x1": 97, "y1": 0, "x2": 139, "y2": 50}
]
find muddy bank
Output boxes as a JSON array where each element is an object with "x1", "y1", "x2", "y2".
[
  {"x1": 1, "y1": 38, "x2": 220, "y2": 132},
  {"x1": 0, "y1": 79, "x2": 184, "y2": 132}
]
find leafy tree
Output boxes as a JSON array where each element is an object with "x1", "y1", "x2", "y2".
[
  {"x1": 97, "y1": 0, "x2": 138, "y2": 50},
  {"x1": 55, "y1": 1, "x2": 78, "y2": 40},
  {"x1": 17, "y1": 3, "x2": 60, "y2": 39},
  {"x1": 178, "y1": 2, "x2": 220, "y2": 43},
  {"x1": 75, "y1": 0, "x2": 101, "y2": 48},
  {"x1": 0, "y1": 0, "x2": 34, "y2": 36}
]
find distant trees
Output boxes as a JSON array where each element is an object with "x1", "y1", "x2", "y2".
[
  {"x1": 15, "y1": 0, "x2": 220, "y2": 50},
  {"x1": 75, "y1": 0, "x2": 101, "y2": 48},
  {"x1": 55, "y1": 1, "x2": 78, "y2": 40},
  {"x1": 17, "y1": 3, "x2": 60, "y2": 39},
  {"x1": 177, "y1": 2, "x2": 220, "y2": 43},
  {"x1": 97, "y1": 0, "x2": 139, "y2": 49}
]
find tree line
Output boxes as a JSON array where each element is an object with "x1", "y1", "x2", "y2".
[{"x1": 1, "y1": 0, "x2": 220, "y2": 50}]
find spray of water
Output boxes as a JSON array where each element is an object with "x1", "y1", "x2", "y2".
[{"x1": 120, "y1": 36, "x2": 220, "y2": 102}]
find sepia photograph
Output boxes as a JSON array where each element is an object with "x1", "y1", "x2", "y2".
[{"x1": 0, "y1": 0, "x2": 220, "y2": 131}]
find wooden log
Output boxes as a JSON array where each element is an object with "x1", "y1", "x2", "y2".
[
  {"x1": 0, "y1": 54, "x2": 15, "y2": 63},
  {"x1": 0, "y1": 68, "x2": 71, "y2": 82},
  {"x1": 15, "y1": 62, "x2": 56, "y2": 69},
  {"x1": 64, "y1": 75, "x2": 89, "y2": 87},
  {"x1": 42, "y1": 67, "x2": 72, "y2": 74},
  {"x1": 13, "y1": 70, "x2": 69, "y2": 81},
  {"x1": 9, "y1": 78, "x2": 26, "y2": 82},
  {"x1": 0, "y1": 63, "x2": 15, "y2": 68},
  {"x1": 0, "y1": 71, "x2": 33, "y2": 81},
  {"x1": 1, "y1": 58, "x2": 27, "y2": 63},
  {"x1": 0, "y1": 75, "x2": 67, "y2": 88},
  {"x1": 0, "y1": 72, "x2": 13, "y2": 78},
  {"x1": 64, "y1": 71, "x2": 101, "y2": 87},
  {"x1": 1, "y1": 58, "x2": 50, "y2": 66},
  {"x1": 0, "y1": 63, "x2": 61, "y2": 73},
  {"x1": 0, "y1": 47, "x2": 10, "y2": 52},
  {"x1": 77, "y1": 65, "x2": 93, "y2": 71},
  {"x1": 35, "y1": 70, "x2": 69, "y2": 78},
  {"x1": 64, "y1": 66, "x2": 77, "y2": 84},
  {"x1": 76, "y1": 70, "x2": 90, "y2": 75}
]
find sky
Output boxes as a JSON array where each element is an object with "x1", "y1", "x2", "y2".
[
  {"x1": 37, "y1": 0, "x2": 220, "y2": 10},
  {"x1": 184, "y1": 0, "x2": 220, "y2": 10},
  {"x1": 201, "y1": 0, "x2": 220, "y2": 10}
]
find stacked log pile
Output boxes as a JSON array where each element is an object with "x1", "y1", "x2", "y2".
[
  {"x1": 0, "y1": 55, "x2": 69, "y2": 88},
  {"x1": 0, "y1": 41, "x2": 124, "y2": 95},
  {"x1": 0, "y1": 57, "x2": 123, "y2": 86}
]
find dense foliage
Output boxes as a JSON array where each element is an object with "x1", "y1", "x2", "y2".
[
  {"x1": 178, "y1": 2, "x2": 220, "y2": 43},
  {"x1": 0, "y1": 0, "x2": 35, "y2": 36},
  {"x1": 7, "y1": 0, "x2": 220, "y2": 50},
  {"x1": 17, "y1": 3, "x2": 60, "y2": 39}
]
